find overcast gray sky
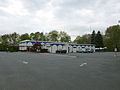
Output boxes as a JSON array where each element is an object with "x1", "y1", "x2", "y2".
[{"x1": 0, "y1": 0, "x2": 120, "y2": 40}]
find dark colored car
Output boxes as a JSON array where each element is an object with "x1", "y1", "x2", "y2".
[{"x1": 56, "y1": 50, "x2": 67, "y2": 54}]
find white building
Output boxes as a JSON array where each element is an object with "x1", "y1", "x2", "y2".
[{"x1": 19, "y1": 40, "x2": 96, "y2": 53}]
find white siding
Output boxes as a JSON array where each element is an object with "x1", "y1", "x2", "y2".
[
  {"x1": 58, "y1": 45, "x2": 63, "y2": 50},
  {"x1": 51, "y1": 45, "x2": 57, "y2": 53},
  {"x1": 27, "y1": 42, "x2": 33, "y2": 46},
  {"x1": 69, "y1": 46, "x2": 73, "y2": 53},
  {"x1": 62, "y1": 44, "x2": 69, "y2": 53},
  {"x1": 73, "y1": 46, "x2": 77, "y2": 53},
  {"x1": 92, "y1": 46, "x2": 95, "y2": 52},
  {"x1": 76, "y1": 46, "x2": 80, "y2": 52}
]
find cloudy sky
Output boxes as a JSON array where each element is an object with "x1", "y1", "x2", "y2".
[{"x1": 0, "y1": 0, "x2": 120, "y2": 40}]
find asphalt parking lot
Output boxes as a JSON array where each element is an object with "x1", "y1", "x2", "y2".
[{"x1": 0, "y1": 52, "x2": 120, "y2": 90}]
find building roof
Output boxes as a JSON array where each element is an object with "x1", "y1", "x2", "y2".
[{"x1": 19, "y1": 40, "x2": 96, "y2": 46}]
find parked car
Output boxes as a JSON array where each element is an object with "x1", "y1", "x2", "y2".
[
  {"x1": 56, "y1": 50, "x2": 67, "y2": 54},
  {"x1": 78, "y1": 48, "x2": 94, "y2": 53}
]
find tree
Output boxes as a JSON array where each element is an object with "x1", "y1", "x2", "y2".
[
  {"x1": 1, "y1": 34, "x2": 10, "y2": 44},
  {"x1": 10, "y1": 32, "x2": 20, "y2": 44},
  {"x1": 0, "y1": 34, "x2": 10, "y2": 51},
  {"x1": 104, "y1": 25, "x2": 120, "y2": 51},
  {"x1": 82, "y1": 34, "x2": 91, "y2": 44},
  {"x1": 74, "y1": 34, "x2": 91, "y2": 44},
  {"x1": 20, "y1": 33, "x2": 30, "y2": 41},
  {"x1": 48, "y1": 30, "x2": 59, "y2": 41},
  {"x1": 0, "y1": 36, "x2": 2, "y2": 43},
  {"x1": 59, "y1": 31, "x2": 71, "y2": 42},
  {"x1": 74, "y1": 36, "x2": 86, "y2": 44},
  {"x1": 74, "y1": 36, "x2": 81, "y2": 44},
  {"x1": 33, "y1": 32, "x2": 40, "y2": 41},
  {"x1": 30, "y1": 32, "x2": 46, "y2": 41},
  {"x1": 95, "y1": 31, "x2": 104, "y2": 48},
  {"x1": 91, "y1": 30, "x2": 96, "y2": 44},
  {"x1": 44, "y1": 33, "x2": 49, "y2": 41},
  {"x1": 39, "y1": 32, "x2": 46, "y2": 41},
  {"x1": 30, "y1": 33, "x2": 35, "y2": 40}
]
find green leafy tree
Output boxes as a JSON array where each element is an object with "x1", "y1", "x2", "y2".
[
  {"x1": 0, "y1": 34, "x2": 10, "y2": 51},
  {"x1": 0, "y1": 36, "x2": 2, "y2": 43},
  {"x1": 33, "y1": 32, "x2": 41, "y2": 41},
  {"x1": 30, "y1": 32, "x2": 46, "y2": 41},
  {"x1": 59, "y1": 31, "x2": 71, "y2": 42},
  {"x1": 74, "y1": 36, "x2": 86, "y2": 44},
  {"x1": 74, "y1": 36, "x2": 82, "y2": 44},
  {"x1": 10, "y1": 32, "x2": 20, "y2": 44},
  {"x1": 74, "y1": 34, "x2": 91, "y2": 44},
  {"x1": 44, "y1": 33, "x2": 49, "y2": 41},
  {"x1": 95, "y1": 31, "x2": 104, "y2": 48},
  {"x1": 20, "y1": 33, "x2": 30, "y2": 41},
  {"x1": 104, "y1": 25, "x2": 120, "y2": 51},
  {"x1": 48, "y1": 30, "x2": 59, "y2": 41},
  {"x1": 1, "y1": 34, "x2": 10, "y2": 44},
  {"x1": 30, "y1": 33, "x2": 35, "y2": 40},
  {"x1": 39, "y1": 32, "x2": 46, "y2": 41},
  {"x1": 91, "y1": 30, "x2": 96, "y2": 44},
  {"x1": 82, "y1": 34, "x2": 91, "y2": 44}
]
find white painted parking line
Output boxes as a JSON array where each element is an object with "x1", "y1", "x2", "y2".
[
  {"x1": 22, "y1": 61, "x2": 28, "y2": 64},
  {"x1": 80, "y1": 63, "x2": 87, "y2": 67}
]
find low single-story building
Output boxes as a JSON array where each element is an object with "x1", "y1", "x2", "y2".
[{"x1": 19, "y1": 40, "x2": 96, "y2": 53}]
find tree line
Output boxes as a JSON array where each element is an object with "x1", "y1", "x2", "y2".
[
  {"x1": 0, "y1": 31, "x2": 71, "y2": 44},
  {"x1": 0, "y1": 25, "x2": 120, "y2": 51}
]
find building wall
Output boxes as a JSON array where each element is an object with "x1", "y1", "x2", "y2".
[
  {"x1": 58, "y1": 45, "x2": 62, "y2": 50},
  {"x1": 19, "y1": 40, "x2": 96, "y2": 53},
  {"x1": 73, "y1": 46, "x2": 77, "y2": 53},
  {"x1": 69, "y1": 46, "x2": 73, "y2": 53},
  {"x1": 51, "y1": 45, "x2": 57, "y2": 53}
]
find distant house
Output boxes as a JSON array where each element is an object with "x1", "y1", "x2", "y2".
[{"x1": 19, "y1": 40, "x2": 96, "y2": 53}]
